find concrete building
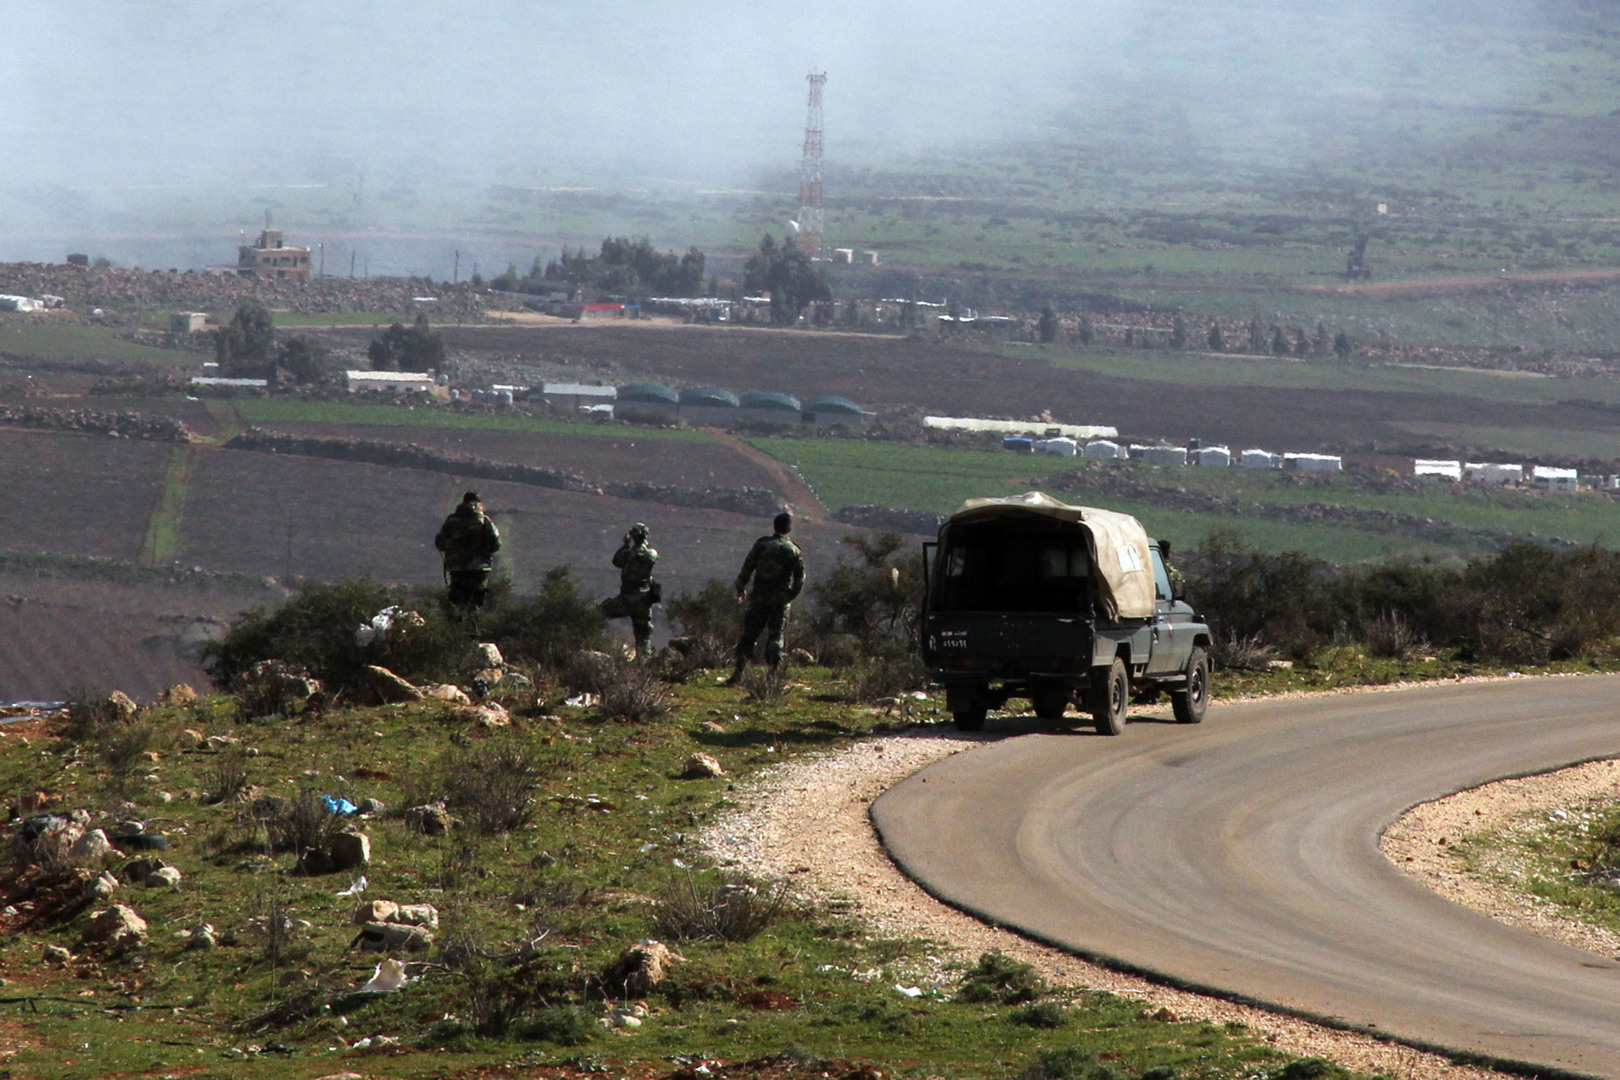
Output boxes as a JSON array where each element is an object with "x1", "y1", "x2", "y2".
[
  {"x1": 801, "y1": 395, "x2": 867, "y2": 428},
  {"x1": 679, "y1": 386, "x2": 741, "y2": 427},
  {"x1": 170, "y1": 312, "x2": 208, "y2": 333},
  {"x1": 1195, "y1": 446, "x2": 1232, "y2": 468},
  {"x1": 616, "y1": 382, "x2": 680, "y2": 423},
  {"x1": 1035, "y1": 436, "x2": 1078, "y2": 457},
  {"x1": 1241, "y1": 449, "x2": 1281, "y2": 470},
  {"x1": 238, "y1": 229, "x2": 311, "y2": 280},
  {"x1": 346, "y1": 370, "x2": 442, "y2": 396},
  {"x1": 923, "y1": 416, "x2": 1117, "y2": 440}
]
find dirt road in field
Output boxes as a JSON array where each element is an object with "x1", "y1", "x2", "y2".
[{"x1": 872, "y1": 676, "x2": 1620, "y2": 1078}]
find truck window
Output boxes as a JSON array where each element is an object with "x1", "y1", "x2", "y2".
[
  {"x1": 1150, "y1": 546, "x2": 1173, "y2": 601},
  {"x1": 934, "y1": 523, "x2": 1091, "y2": 612}
]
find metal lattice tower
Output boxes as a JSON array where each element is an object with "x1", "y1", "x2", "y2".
[{"x1": 797, "y1": 72, "x2": 827, "y2": 259}]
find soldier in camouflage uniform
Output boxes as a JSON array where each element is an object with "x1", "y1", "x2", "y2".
[
  {"x1": 725, "y1": 511, "x2": 805, "y2": 685},
  {"x1": 434, "y1": 491, "x2": 502, "y2": 619},
  {"x1": 600, "y1": 522, "x2": 659, "y2": 659}
]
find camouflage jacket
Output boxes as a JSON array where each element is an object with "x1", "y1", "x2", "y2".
[
  {"x1": 612, "y1": 540, "x2": 659, "y2": 594},
  {"x1": 736, "y1": 534, "x2": 804, "y2": 606},
  {"x1": 435, "y1": 506, "x2": 501, "y2": 572}
]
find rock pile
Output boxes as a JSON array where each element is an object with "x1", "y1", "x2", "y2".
[{"x1": 0, "y1": 403, "x2": 195, "y2": 442}]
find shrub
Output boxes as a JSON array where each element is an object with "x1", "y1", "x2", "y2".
[
  {"x1": 1209, "y1": 630, "x2": 1274, "y2": 671},
  {"x1": 1180, "y1": 530, "x2": 1331, "y2": 658},
  {"x1": 512, "y1": 1007, "x2": 597, "y2": 1046},
  {"x1": 1270, "y1": 1059, "x2": 1351, "y2": 1080},
  {"x1": 202, "y1": 749, "x2": 251, "y2": 806},
  {"x1": 955, "y1": 950, "x2": 1046, "y2": 1005},
  {"x1": 1016, "y1": 1047, "x2": 1123, "y2": 1080},
  {"x1": 441, "y1": 735, "x2": 547, "y2": 835},
  {"x1": 805, "y1": 532, "x2": 924, "y2": 657},
  {"x1": 652, "y1": 872, "x2": 790, "y2": 942},
  {"x1": 561, "y1": 653, "x2": 671, "y2": 721},
  {"x1": 843, "y1": 648, "x2": 929, "y2": 702},
  {"x1": 665, "y1": 578, "x2": 742, "y2": 667},
  {"x1": 484, "y1": 566, "x2": 607, "y2": 670},
  {"x1": 1358, "y1": 610, "x2": 1421, "y2": 660},
  {"x1": 201, "y1": 578, "x2": 465, "y2": 697},
  {"x1": 1009, "y1": 1000, "x2": 1067, "y2": 1028},
  {"x1": 258, "y1": 787, "x2": 344, "y2": 856}
]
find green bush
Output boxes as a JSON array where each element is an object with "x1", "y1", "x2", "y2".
[
  {"x1": 1009, "y1": 1000, "x2": 1068, "y2": 1028},
  {"x1": 806, "y1": 532, "x2": 924, "y2": 656},
  {"x1": 955, "y1": 950, "x2": 1046, "y2": 1005},
  {"x1": 483, "y1": 566, "x2": 607, "y2": 669},
  {"x1": 440, "y1": 734, "x2": 548, "y2": 835},
  {"x1": 201, "y1": 578, "x2": 466, "y2": 696},
  {"x1": 1017, "y1": 1046, "x2": 1124, "y2": 1080},
  {"x1": 665, "y1": 577, "x2": 742, "y2": 667}
]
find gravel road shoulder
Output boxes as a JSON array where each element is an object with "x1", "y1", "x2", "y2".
[{"x1": 702, "y1": 686, "x2": 1540, "y2": 1080}]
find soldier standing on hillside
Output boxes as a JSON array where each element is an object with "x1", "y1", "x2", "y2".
[
  {"x1": 600, "y1": 522, "x2": 660, "y2": 659},
  {"x1": 725, "y1": 511, "x2": 805, "y2": 686},
  {"x1": 434, "y1": 491, "x2": 502, "y2": 622}
]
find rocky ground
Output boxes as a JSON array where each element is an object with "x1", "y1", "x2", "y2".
[{"x1": 704, "y1": 682, "x2": 1613, "y2": 1080}]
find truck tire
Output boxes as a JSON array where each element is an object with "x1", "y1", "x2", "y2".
[
  {"x1": 1030, "y1": 681, "x2": 1069, "y2": 721},
  {"x1": 1089, "y1": 658, "x2": 1128, "y2": 736},
  {"x1": 1171, "y1": 647, "x2": 1210, "y2": 725},
  {"x1": 953, "y1": 707, "x2": 987, "y2": 732}
]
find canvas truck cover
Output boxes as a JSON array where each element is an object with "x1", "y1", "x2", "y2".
[{"x1": 946, "y1": 491, "x2": 1156, "y2": 620}]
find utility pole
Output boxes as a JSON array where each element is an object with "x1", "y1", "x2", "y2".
[
  {"x1": 454, "y1": 249, "x2": 460, "y2": 284},
  {"x1": 318, "y1": 242, "x2": 325, "y2": 278},
  {"x1": 350, "y1": 251, "x2": 356, "y2": 279},
  {"x1": 797, "y1": 72, "x2": 827, "y2": 260}
]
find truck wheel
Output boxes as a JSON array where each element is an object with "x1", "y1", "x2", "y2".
[
  {"x1": 1089, "y1": 658, "x2": 1128, "y2": 736},
  {"x1": 1030, "y1": 682, "x2": 1069, "y2": 721},
  {"x1": 953, "y1": 707, "x2": 987, "y2": 732},
  {"x1": 1172, "y1": 647, "x2": 1210, "y2": 725}
]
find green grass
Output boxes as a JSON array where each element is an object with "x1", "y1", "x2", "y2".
[
  {"x1": 0, "y1": 321, "x2": 189, "y2": 366},
  {"x1": 230, "y1": 397, "x2": 717, "y2": 442},
  {"x1": 137, "y1": 445, "x2": 199, "y2": 565},
  {"x1": 0, "y1": 670, "x2": 1300, "y2": 1080},
  {"x1": 750, "y1": 436, "x2": 1620, "y2": 560}
]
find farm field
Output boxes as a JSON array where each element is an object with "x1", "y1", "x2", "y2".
[
  {"x1": 427, "y1": 323, "x2": 1620, "y2": 462},
  {"x1": 0, "y1": 430, "x2": 172, "y2": 561}
]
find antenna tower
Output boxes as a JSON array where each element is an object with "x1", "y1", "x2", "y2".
[{"x1": 797, "y1": 72, "x2": 827, "y2": 259}]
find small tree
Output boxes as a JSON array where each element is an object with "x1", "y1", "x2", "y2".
[
  {"x1": 215, "y1": 300, "x2": 275, "y2": 377},
  {"x1": 1207, "y1": 321, "x2": 1225, "y2": 351},
  {"x1": 276, "y1": 334, "x2": 332, "y2": 384},
  {"x1": 1077, "y1": 314, "x2": 1094, "y2": 346},
  {"x1": 1170, "y1": 314, "x2": 1188, "y2": 350},
  {"x1": 1037, "y1": 306, "x2": 1058, "y2": 344},
  {"x1": 743, "y1": 234, "x2": 831, "y2": 326},
  {"x1": 1333, "y1": 330, "x2": 1353, "y2": 358},
  {"x1": 368, "y1": 313, "x2": 445, "y2": 372}
]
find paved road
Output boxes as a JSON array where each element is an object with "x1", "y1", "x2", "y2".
[{"x1": 871, "y1": 677, "x2": 1620, "y2": 1078}]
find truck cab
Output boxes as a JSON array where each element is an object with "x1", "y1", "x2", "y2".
[{"x1": 922, "y1": 492, "x2": 1212, "y2": 734}]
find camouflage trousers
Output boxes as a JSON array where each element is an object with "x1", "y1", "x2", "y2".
[
  {"x1": 735, "y1": 599, "x2": 792, "y2": 669},
  {"x1": 600, "y1": 591, "x2": 655, "y2": 654},
  {"x1": 447, "y1": 569, "x2": 492, "y2": 610}
]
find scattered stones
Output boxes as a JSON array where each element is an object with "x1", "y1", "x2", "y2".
[
  {"x1": 445, "y1": 702, "x2": 509, "y2": 728},
  {"x1": 331, "y1": 831, "x2": 371, "y2": 869},
  {"x1": 392, "y1": 903, "x2": 439, "y2": 929},
  {"x1": 355, "y1": 797, "x2": 386, "y2": 815},
  {"x1": 43, "y1": 945, "x2": 73, "y2": 965},
  {"x1": 86, "y1": 871, "x2": 119, "y2": 899},
  {"x1": 403, "y1": 803, "x2": 450, "y2": 836},
  {"x1": 68, "y1": 829, "x2": 119, "y2": 864},
  {"x1": 187, "y1": 923, "x2": 217, "y2": 950},
  {"x1": 146, "y1": 866, "x2": 182, "y2": 889},
  {"x1": 352, "y1": 921, "x2": 433, "y2": 953},
  {"x1": 421, "y1": 684, "x2": 471, "y2": 705},
  {"x1": 160, "y1": 684, "x2": 198, "y2": 705},
  {"x1": 352, "y1": 900, "x2": 399, "y2": 925},
  {"x1": 602, "y1": 939, "x2": 681, "y2": 998},
  {"x1": 681, "y1": 753, "x2": 725, "y2": 780},
  {"x1": 105, "y1": 690, "x2": 139, "y2": 721},
  {"x1": 364, "y1": 665, "x2": 422, "y2": 704},
  {"x1": 474, "y1": 642, "x2": 504, "y2": 669},
  {"x1": 179, "y1": 729, "x2": 206, "y2": 749},
  {"x1": 83, "y1": 904, "x2": 148, "y2": 952}
]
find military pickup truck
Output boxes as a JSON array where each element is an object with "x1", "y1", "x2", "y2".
[{"x1": 921, "y1": 492, "x2": 1212, "y2": 734}]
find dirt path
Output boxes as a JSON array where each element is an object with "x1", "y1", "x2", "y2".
[{"x1": 703, "y1": 430, "x2": 828, "y2": 522}]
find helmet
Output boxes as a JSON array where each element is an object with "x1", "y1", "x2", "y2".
[{"x1": 629, "y1": 522, "x2": 649, "y2": 540}]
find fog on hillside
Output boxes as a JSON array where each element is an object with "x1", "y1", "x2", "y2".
[{"x1": 0, "y1": 0, "x2": 1569, "y2": 268}]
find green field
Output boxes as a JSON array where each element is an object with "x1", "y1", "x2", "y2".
[
  {"x1": 752, "y1": 436, "x2": 1620, "y2": 561},
  {"x1": 230, "y1": 398, "x2": 716, "y2": 443},
  {"x1": 0, "y1": 321, "x2": 189, "y2": 366}
]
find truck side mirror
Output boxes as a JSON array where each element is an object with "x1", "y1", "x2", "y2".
[{"x1": 1171, "y1": 574, "x2": 1186, "y2": 602}]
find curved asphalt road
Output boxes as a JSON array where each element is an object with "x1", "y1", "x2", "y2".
[{"x1": 871, "y1": 677, "x2": 1620, "y2": 1078}]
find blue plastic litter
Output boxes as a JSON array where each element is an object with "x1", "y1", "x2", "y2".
[{"x1": 323, "y1": 795, "x2": 358, "y2": 816}]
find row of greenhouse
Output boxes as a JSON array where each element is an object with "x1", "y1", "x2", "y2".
[
  {"x1": 1004, "y1": 435, "x2": 1344, "y2": 473},
  {"x1": 537, "y1": 382, "x2": 868, "y2": 428}
]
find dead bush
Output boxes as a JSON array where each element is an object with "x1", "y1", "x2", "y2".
[
  {"x1": 202, "y1": 748, "x2": 251, "y2": 806},
  {"x1": 1360, "y1": 611, "x2": 1421, "y2": 660},
  {"x1": 739, "y1": 665, "x2": 788, "y2": 704},
  {"x1": 441, "y1": 736, "x2": 546, "y2": 835},
  {"x1": 259, "y1": 787, "x2": 344, "y2": 856},
  {"x1": 1209, "y1": 630, "x2": 1275, "y2": 671},
  {"x1": 843, "y1": 650, "x2": 928, "y2": 703},
  {"x1": 665, "y1": 578, "x2": 742, "y2": 670},
  {"x1": 652, "y1": 873, "x2": 790, "y2": 942},
  {"x1": 564, "y1": 655, "x2": 672, "y2": 722}
]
